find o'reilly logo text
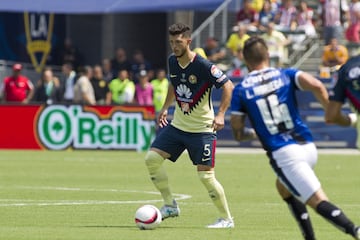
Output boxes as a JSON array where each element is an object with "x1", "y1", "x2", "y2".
[{"x1": 37, "y1": 105, "x2": 155, "y2": 151}]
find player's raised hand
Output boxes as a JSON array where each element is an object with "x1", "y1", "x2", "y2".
[{"x1": 157, "y1": 109, "x2": 168, "y2": 128}]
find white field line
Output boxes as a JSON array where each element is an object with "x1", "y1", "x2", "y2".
[
  {"x1": 216, "y1": 147, "x2": 360, "y2": 155},
  {"x1": 263, "y1": 202, "x2": 360, "y2": 208},
  {"x1": 0, "y1": 186, "x2": 192, "y2": 207},
  {"x1": 0, "y1": 200, "x2": 159, "y2": 207}
]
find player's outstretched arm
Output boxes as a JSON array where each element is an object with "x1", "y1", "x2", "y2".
[
  {"x1": 325, "y1": 100, "x2": 358, "y2": 127},
  {"x1": 213, "y1": 81, "x2": 234, "y2": 131},
  {"x1": 297, "y1": 72, "x2": 329, "y2": 109}
]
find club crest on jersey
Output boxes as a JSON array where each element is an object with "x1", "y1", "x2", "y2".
[
  {"x1": 188, "y1": 75, "x2": 197, "y2": 84},
  {"x1": 180, "y1": 73, "x2": 187, "y2": 82},
  {"x1": 211, "y1": 65, "x2": 223, "y2": 78}
]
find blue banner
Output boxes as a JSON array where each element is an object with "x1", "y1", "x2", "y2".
[{"x1": 0, "y1": 12, "x2": 65, "y2": 71}]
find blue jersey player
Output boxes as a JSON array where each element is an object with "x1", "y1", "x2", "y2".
[
  {"x1": 326, "y1": 55, "x2": 360, "y2": 149},
  {"x1": 230, "y1": 36, "x2": 360, "y2": 240},
  {"x1": 144, "y1": 23, "x2": 234, "y2": 228}
]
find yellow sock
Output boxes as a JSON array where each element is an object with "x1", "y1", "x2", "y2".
[
  {"x1": 145, "y1": 151, "x2": 173, "y2": 205},
  {"x1": 198, "y1": 171, "x2": 232, "y2": 220}
]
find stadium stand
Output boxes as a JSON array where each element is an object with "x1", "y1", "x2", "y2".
[{"x1": 0, "y1": 0, "x2": 357, "y2": 149}]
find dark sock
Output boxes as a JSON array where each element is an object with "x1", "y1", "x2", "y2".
[
  {"x1": 316, "y1": 201, "x2": 356, "y2": 237},
  {"x1": 285, "y1": 196, "x2": 315, "y2": 240}
]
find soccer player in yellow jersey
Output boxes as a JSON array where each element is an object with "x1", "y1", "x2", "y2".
[{"x1": 144, "y1": 23, "x2": 234, "y2": 228}]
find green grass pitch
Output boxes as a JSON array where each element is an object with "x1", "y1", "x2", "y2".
[{"x1": 0, "y1": 150, "x2": 359, "y2": 240}]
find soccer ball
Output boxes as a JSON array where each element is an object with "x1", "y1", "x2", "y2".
[{"x1": 134, "y1": 205, "x2": 162, "y2": 230}]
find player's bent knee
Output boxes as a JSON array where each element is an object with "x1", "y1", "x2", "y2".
[
  {"x1": 198, "y1": 170, "x2": 214, "y2": 183},
  {"x1": 306, "y1": 189, "x2": 329, "y2": 209},
  {"x1": 198, "y1": 171, "x2": 216, "y2": 188},
  {"x1": 145, "y1": 151, "x2": 164, "y2": 173}
]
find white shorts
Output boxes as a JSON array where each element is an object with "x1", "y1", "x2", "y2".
[{"x1": 269, "y1": 143, "x2": 321, "y2": 203}]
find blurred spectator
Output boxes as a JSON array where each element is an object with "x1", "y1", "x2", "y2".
[
  {"x1": 1, "y1": 63, "x2": 34, "y2": 104},
  {"x1": 131, "y1": 49, "x2": 153, "y2": 83},
  {"x1": 102, "y1": 58, "x2": 114, "y2": 82},
  {"x1": 250, "y1": 0, "x2": 265, "y2": 13},
  {"x1": 286, "y1": 1, "x2": 317, "y2": 51},
  {"x1": 108, "y1": 69, "x2": 135, "y2": 104},
  {"x1": 226, "y1": 48, "x2": 248, "y2": 79},
  {"x1": 274, "y1": 0, "x2": 297, "y2": 32},
  {"x1": 256, "y1": 0, "x2": 276, "y2": 31},
  {"x1": 345, "y1": 0, "x2": 360, "y2": 43},
  {"x1": 317, "y1": 0, "x2": 349, "y2": 45},
  {"x1": 58, "y1": 38, "x2": 83, "y2": 72},
  {"x1": 203, "y1": 37, "x2": 227, "y2": 64},
  {"x1": 193, "y1": 47, "x2": 208, "y2": 59},
  {"x1": 111, "y1": 47, "x2": 132, "y2": 77},
  {"x1": 134, "y1": 70, "x2": 153, "y2": 106},
  {"x1": 322, "y1": 37, "x2": 349, "y2": 68},
  {"x1": 236, "y1": 0, "x2": 259, "y2": 30},
  {"x1": 73, "y1": 66, "x2": 96, "y2": 105},
  {"x1": 261, "y1": 21, "x2": 290, "y2": 66},
  {"x1": 33, "y1": 67, "x2": 61, "y2": 104},
  {"x1": 226, "y1": 23, "x2": 251, "y2": 56},
  {"x1": 90, "y1": 65, "x2": 111, "y2": 105},
  {"x1": 296, "y1": 1, "x2": 317, "y2": 38},
  {"x1": 150, "y1": 69, "x2": 169, "y2": 112},
  {"x1": 59, "y1": 63, "x2": 77, "y2": 103},
  {"x1": 270, "y1": 0, "x2": 281, "y2": 13}
]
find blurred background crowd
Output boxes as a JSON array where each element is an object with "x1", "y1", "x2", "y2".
[{"x1": 0, "y1": 0, "x2": 359, "y2": 107}]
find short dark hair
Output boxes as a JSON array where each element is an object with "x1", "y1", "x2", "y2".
[
  {"x1": 242, "y1": 36, "x2": 269, "y2": 66},
  {"x1": 168, "y1": 23, "x2": 191, "y2": 37},
  {"x1": 79, "y1": 65, "x2": 92, "y2": 75},
  {"x1": 63, "y1": 62, "x2": 73, "y2": 70}
]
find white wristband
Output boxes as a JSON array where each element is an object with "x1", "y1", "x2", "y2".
[{"x1": 348, "y1": 113, "x2": 357, "y2": 127}]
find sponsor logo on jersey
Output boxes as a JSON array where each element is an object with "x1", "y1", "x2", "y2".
[
  {"x1": 211, "y1": 65, "x2": 223, "y2": 78},
  {"x1": 242, "y1": 69, "x2": 281, "y2": 88},
  {"x1": 180, "y1": 73, "x2": 187, "y2": 82},
  {"x1": 188, "y1": 74, "x2": 197, "y2": 84},
  {"x1": 170, "y1": 74, "x2": 177, "y2": 78},
  {"x1": 176, "y1": 84, "x2": 192, "y2": 99},
  {"x1": 349, "y1": 66, "x2": 360, "y2": 79},
  {"x1": 176, "y1": 84, "x2": 193, "y2": 113}
]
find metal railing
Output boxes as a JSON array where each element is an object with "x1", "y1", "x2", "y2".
[
  {"x1": 292, "y1": 37, "x2": 320, "y2": 69},
  {"x1": 191, "y1": 0, "x2": 237, "y2": 48}
]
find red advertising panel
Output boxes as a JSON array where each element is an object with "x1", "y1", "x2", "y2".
[{"x1": 0, "y1": 105, "x2": 155, "y2": 150}]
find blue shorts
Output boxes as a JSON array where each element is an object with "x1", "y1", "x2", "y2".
[{"x1": 151, "y1": 125, "x2": 217, "y2": 167}]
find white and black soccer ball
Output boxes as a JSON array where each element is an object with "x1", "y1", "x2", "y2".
[{"x1": 134, "y1": 205, "x2": 162, "y2": 230}]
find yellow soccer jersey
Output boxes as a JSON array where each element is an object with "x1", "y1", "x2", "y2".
[{"x1": 168, "y1": 54, "x2": 229, "y2": 133}]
